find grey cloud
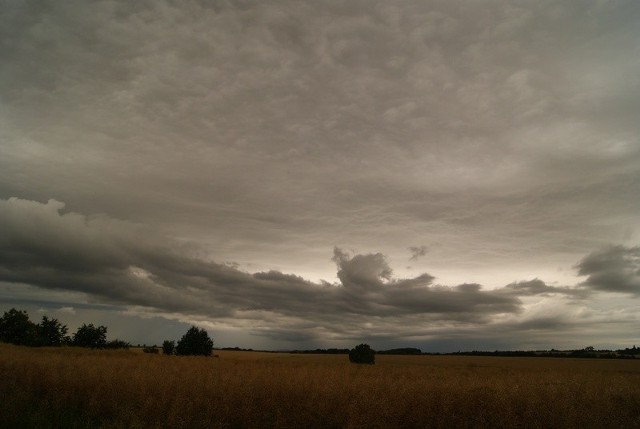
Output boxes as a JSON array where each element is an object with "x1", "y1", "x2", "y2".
[
  {"x1": 0, "y1": 197, "x2": 522, "y2": 342},
  {"x1": 332, "y1": 247, "x2": 392, "y2": 291},
  {"x1": 1, "y1": 0, "x2": 639, "y2": 348},
  {"x1": 514, "y1": 316, "x2": 570, "y2": 332},
  {"x1": 330, "y1": 247, "x2": 518, "y2": 316},
  {"x1": 576, "y1": 245, "x2": 640, "y2": 295},
  {"x1": 501, "y1": 279, "x2": 587, "y2": 298},
  {"x1": 395, "y1": 273, "x2": 436, "y2": 288},
  {"x1": 381, "y1": 282, "x2": 518, "y2": 318},
  {"x1": 1, "y1": 1, "x2": 637, "y2": 275},
  {"x1": 409, "y1": 245, "x2": 428, "y2": 261},
  {"x1": 2, "y1": 197, "x2": 638, "y2": 347},
  {"x1": 249, "y1": 328, "x2": 320, "y2": 344}
]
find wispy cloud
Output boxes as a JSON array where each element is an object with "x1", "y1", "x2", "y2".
[{"x1": 408, "y1": 245, "x2": 428, "y2": 261}]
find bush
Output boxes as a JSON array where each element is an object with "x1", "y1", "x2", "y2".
[
  {"x1": 176, "y1": 326, "x2": 213, "y2": 356},
  {"x1": 162, "y1": 340, "x2": 175, "y2": 355},
  {"x1": 143, "y1": 346, "x2": 160, "y2": 354},
  {"x1": 105, "y1": 339, "x2": 131, "y2": 349},
  {"x1": 349, "y1": 343, "x2": 375, "y2": 364}
]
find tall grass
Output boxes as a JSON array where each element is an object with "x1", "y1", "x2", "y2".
[{"x1": 1, "y1": 344, "x2": 639, "y2": 428}]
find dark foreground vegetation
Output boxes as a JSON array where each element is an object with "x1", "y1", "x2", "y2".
[
  {"x1": 0, "y1": 308, "x2": 125, "y2": 349},
  {"x1": 1, "y1": 344, "x2": 640, "y2": 428},
  {"x1": 0, "y1": 308, "x2": 213, "y2": 356}
]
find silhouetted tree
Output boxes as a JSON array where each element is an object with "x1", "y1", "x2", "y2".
[
  {"x1": 0, "y1": 308, "x2": 36, "y2": 345},
  {"x1": 162, "y1": 340, "x2": 175, "y2": 355},
  {"x1": 176, "y1": 326, "x2": 213, "y2": 356},
  {"x1": 72, "y1": 323, "x2": 107, "y2": 349},
  {"x1": 349, "y1": 343, "x2": 376, "y2": 364},
  {"x1": 35, "y1": 316, "x2": 69, "y2": 346}
]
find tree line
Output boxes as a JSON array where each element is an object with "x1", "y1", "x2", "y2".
[
  {"x1": 0, "y1": 308, "x2": 377, "y2": 363},
  {"x1": 0, "y1": 308, "x2": 214, "y2": 356},
  {"x1": 0, "y1": 308, "x2": 127, "y2": 349},
  {"x1": 126, "y1": 327, "x2": 215, "y2": 356}
]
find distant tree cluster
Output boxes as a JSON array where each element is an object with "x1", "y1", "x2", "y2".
[
  {"x1": 289, "y1": 348, "x2": 349, "y2": 354},
  {"x1": 0, "y1": 308, "x2": 130, "y2": 349},
  {"x1": 449, "y1": 346, "x2": 640, "y2": 359},
  {"x1": 163, "y1": 326, "x2": 214, "y2": 356},
  {"x1": 0, "y1": 308, "x2": 69, "y2": 347},
  {"x1": 1, "y1": 308, "x2": 218, "y2": 358},
  {"x1": 377, "y1": 347, "x2": 422, "y2": 355},
  {"x1": 220, "y1": 346, "x2": 255, "y2": 352},
  {"x1": 619, "y1": 346, "x2": 640, "y2": 356}
]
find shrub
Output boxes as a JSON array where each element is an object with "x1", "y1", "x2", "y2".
[
  {"x1": 143, "y1": 346, "x2": 160, "y2": 354},
  {"x1": 349, "y1": 343, "x2": 375, "y2": 364},
  {"x1": 176, "y1": 326, "x2": 213, "y2": 356},
  {"x1": 105, "y1": 339, "x2": 131, "y2": 349},
  {"x1": 162, "y1": 340, "x2": 175, "y2": 355}
]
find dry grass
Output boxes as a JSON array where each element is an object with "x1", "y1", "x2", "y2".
[{"x1": 1, "y1": 344, "x2": 639, "y2": 428}]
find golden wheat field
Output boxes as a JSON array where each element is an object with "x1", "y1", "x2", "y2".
[{"x1": 1, "y1": 344, "x2": 639, "y2": 428}]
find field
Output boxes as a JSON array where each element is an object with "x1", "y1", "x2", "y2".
[{"x1": 1, "y1": 344, "x2": 639, "y2": 428}]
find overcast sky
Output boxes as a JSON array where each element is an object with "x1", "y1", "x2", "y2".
[{"x1": 1, "y1": 0, "x2": 639, "y2": 351}]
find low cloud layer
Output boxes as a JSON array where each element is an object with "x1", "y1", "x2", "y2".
[
  {"x1": 502, "y1": 279, "x2": 588, "y2": 298},
  {"x1": 576, "y1": 246, "x2": 640, "y2": 295},
  {"x1": 0, "y1": 198, "x2": 518, "y2": 323},
  {"x1": 1, "y1": 197, "x2": 635, "y2": 348}
]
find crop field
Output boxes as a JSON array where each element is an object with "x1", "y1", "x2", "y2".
[{"x1": 1, "y1": 344, "x2": 639, "y2": 428}]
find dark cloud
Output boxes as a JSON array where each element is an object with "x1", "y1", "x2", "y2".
[
  {"x1": 332, "y1": 247, "x2": 392, "y2": 291},
  {"x1": 514, "y1": 316, "x2": 570, "y2": 331},
  {"x1": 576, "y1": 245, "x2": 640, "y2": 295},
  {"x1": 249, "y1": 328, "x2": 320, "y2": 344},
  {"x1": 2, "y1": 197, "x2": 638, "y2": 348},
  {"x1": 409, "y1": 245, "x2": 428, "y2": 261},
  {"x1": 501, "y1": 279, "x2": 587, "y2": 298},
  {"x1": 0, "y1": 197, "x2": 524, "y2": 342}
]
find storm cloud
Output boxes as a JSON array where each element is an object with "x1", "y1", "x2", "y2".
[
  {"x1": 576, "y1": 246, "x2": 640, "y2": 295},
  {"x1": 0, "y1": 197, "x2": 633, "y2": 348},
  {"x1": 1, "y1": 0, "x2": 639, "y2": 349},
  {"x1": 0, "y1": 198, "x2": 521, "y2": 333},
  {"x1": 502, "y1": 279, "x2": 588, "y2": 298}
]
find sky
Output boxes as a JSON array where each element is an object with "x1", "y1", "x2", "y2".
[{"x1": 1, "y1": 0, "x2": 639, "y2": 352}]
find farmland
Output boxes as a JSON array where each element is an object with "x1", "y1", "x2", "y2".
[{"x1": 1, "y1": 344, "x2": 639, "y2": 428}]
